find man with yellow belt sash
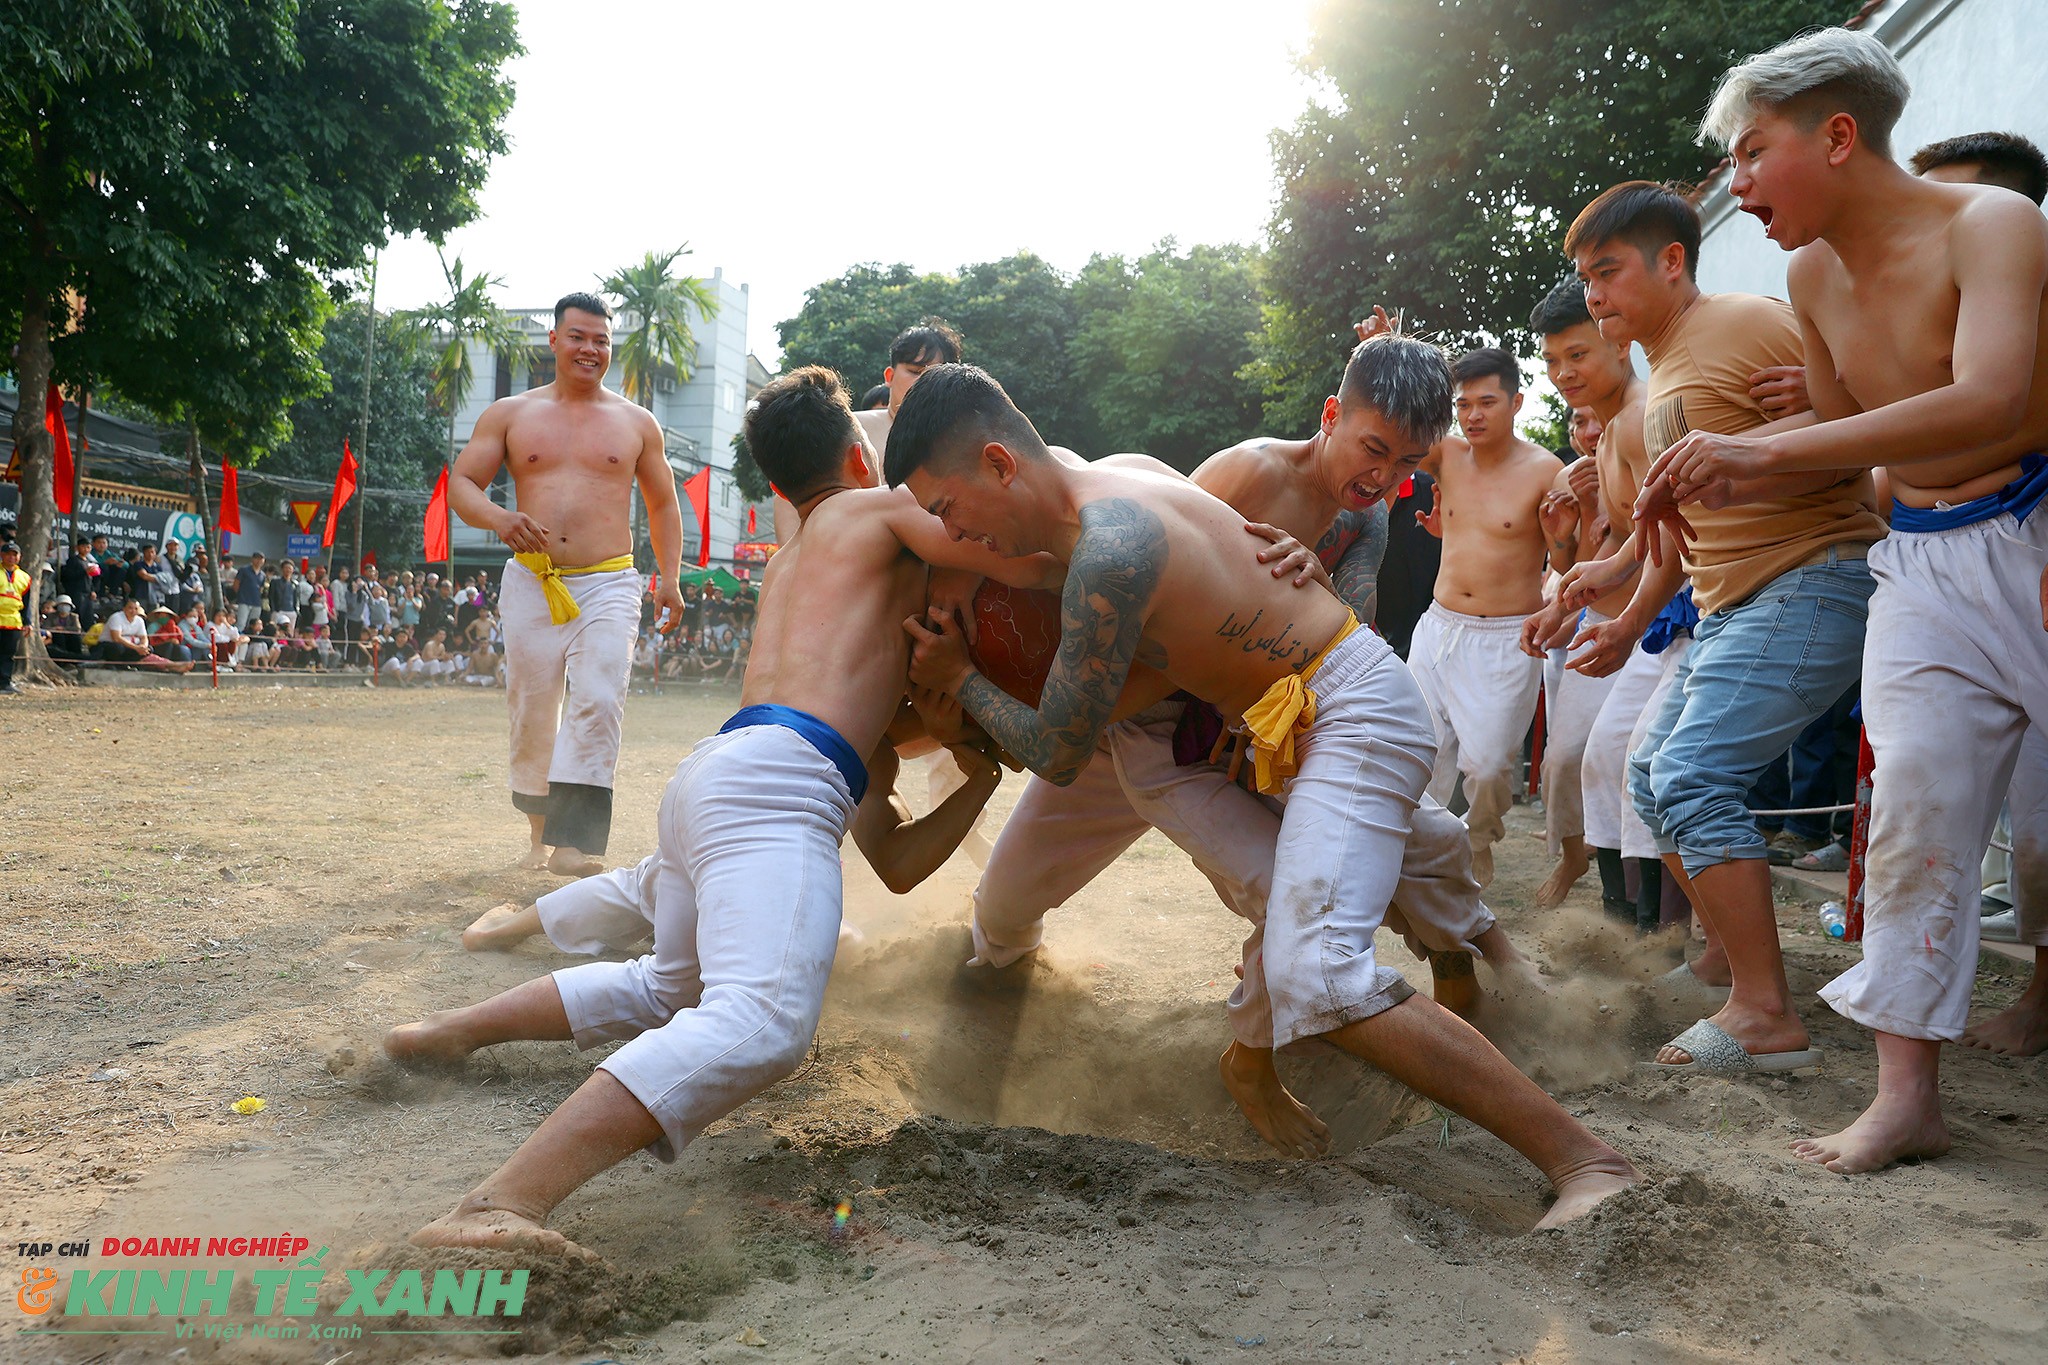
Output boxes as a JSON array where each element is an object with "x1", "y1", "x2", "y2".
[
  {"x1": 892, "y1": 359, "x2": 1639, "y2": 1232},
  {"x1": 450, "y1": 292, "x2": 687, "y2": 876}
]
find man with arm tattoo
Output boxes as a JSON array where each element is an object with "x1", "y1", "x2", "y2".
[
  {"x1": 953, "y1": 338, "x2": 1532, "y2": 1127},
  {"x1": 891, "y1": 360, "x2": 1638, "y2": 1230}
]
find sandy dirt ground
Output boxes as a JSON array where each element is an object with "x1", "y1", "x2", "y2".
[{"x1": 3, "y1": 684, "x2": 2045, "y2": 1364}]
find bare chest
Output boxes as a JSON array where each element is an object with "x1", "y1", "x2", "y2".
[
  {"x1": 504, "y1": 405, "x2": 644, "y2": 486},
  {"x1": 1814, "y1": 263, "x2": 1961, "y2": 413},
  {"x1": 1441, "y1": 466, "x2": 1545, "y2": 546}
]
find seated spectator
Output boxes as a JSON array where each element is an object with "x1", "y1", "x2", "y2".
[
  {"x1": 209, "y1": 609, "x2": 241, "y2": 669},
  {"x1": 245, "y1": 618, "x2": 279, "y2": 671},
  {"x1": 175, "y1": 605, "x2": 211, "y2": 665},
  {"x1": 146, "y1": 607, "x2": 189, "y2": 662},
  {"x1": 462, "y1": 611, "x2": 501, "y2": 685},
  {"x1": 381, "y1": 625, "x2": 421, "y2": 684},
  {"x1": 417, "y1": 627, "x2": 453, "y2": 681},
  {"x1": 98, "y1": 598, "x2": 153, "y2": 665},
  {"x1": 631, "y1": 630, "x2": 660, "y2": 692},
  {"x1": 45, "y1": 595, "x2": 85, "y2": 661}
]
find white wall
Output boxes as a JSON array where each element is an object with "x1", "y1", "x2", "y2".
[{"x1": 1697, "y1": 0, "x2": 2047, "y2": 298}]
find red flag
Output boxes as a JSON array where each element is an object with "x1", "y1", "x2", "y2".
[
  {"x1": 746, "y1": 505, "x2": 757, "y2": 535},
  {"x1": 683, "y1": 467, "x2": 712, "y2": 567},
  {"x1": 323, "y1": 441, "x2": 359, "y2": 547},
  {"x1": 219, "y1": 464, "x2": 242, "y2": 535},
  {"x1": 424, "y1": 466, "x2": 451, "y2": 563},
  {"x1": 46, "y1": 384, "x2": 74, "y2": 515}
]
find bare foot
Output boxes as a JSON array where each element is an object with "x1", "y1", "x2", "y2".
[
  {"x1": 1470, "y1": 844, "x2": 1495, "y2": 888},
  {"x1": 1535, "y1": 849, "x2": 1589, "y2": 910},
  {"x1": 383, "y1": 1013, "x2": 477, "y2": 1069},
  {"x1": 548, "y1": 847, "x2": 605, "y2": 878},
  {"x1": 410, "y1": 1205, "x2": 604, "y2": 1264},
  {"x1": 1961, "y1": 998, "x2": 2048, "y2": 1056},
  {"x1": 1682, "y1": 944, "x2": 1732, "y2": 988},
  {"x1": 1533, "y1": 1159, "x2": 1640, "y2": 1231},
  {"x1": 1219, "y1": 1042, "x2": 1332, "y2": 1159},
  {"x1": 516, "y1": 845, "x2": 549, "y2": 871},
  {"x1": 1790, "y1": 1094, "x2": 1951, "y2": 1174},
  {"x1": 463, "y1": 901, "x2": 542, "y2": 952},
  {"x1": 1655, "y1": 1000, "x2": 1809, "y2": 1065}
]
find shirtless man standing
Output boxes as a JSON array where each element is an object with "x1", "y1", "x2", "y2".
[
  {"x1": 1656, "y1": 29, "x2": 2048, "y2": 1168},
  {"x1": 1406, "y1": 347, "x2": 1563, "y2": 883},
  {"x1": 390, "y1": 365, "x2": 1045, "y2": 1258},
  {"x1": 894, "y1": 361, "x2": 1638, "y2": 1229},
  {"x1": 449, "y1": 292, "x2": 686, "y2": 877}
]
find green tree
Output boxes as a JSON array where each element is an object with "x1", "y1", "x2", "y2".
[
  {"x1": 776, "y1": 255, "x2": 1092, "y2": 449},
  {"x1": 730, "y1": 432, "x2": 773, "y2": 506},
  {"x1": 1252, "y1": 0, "x2": 1847, "y2": 431},
  {"x1": 774, "y1": 263, "x2": 957, "y2": 397},
  {"x1": 945, "y1": 253, "x2": 1091, "y2": 451},
  {"x1": 263, "y1": 303, "x2": 447, "y2": 559},
  {"x1": 601, "y1": 246, "x2": 721, "y2": 407},
  {"x1": 405, "y1": 251, "x2": 523, "y2": 468},
  {"x1": 1068, "y1": 240, "x2": 1266, "y2": 471},
  {"x1": 1, "y1": 0, "x2": 518, "y2": 602}
]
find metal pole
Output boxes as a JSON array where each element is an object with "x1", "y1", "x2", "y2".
[{"x1": 354, "y1": 251, "x2": 377, "y2": 573}]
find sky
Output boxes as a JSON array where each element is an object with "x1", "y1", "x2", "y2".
[{"x1": 373, "y1": 0, "x2": 1323, "y2": 364}]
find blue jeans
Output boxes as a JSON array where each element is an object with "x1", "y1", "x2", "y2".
[{"x1": 1628, "y1": 549, "x2": 1874, "y2": 876}]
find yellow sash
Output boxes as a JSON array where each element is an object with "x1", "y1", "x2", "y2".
[
  {"x1": 1240, "y1": 612, "x2": 1361, "y2": 795},
  {"x1": 514, "y1": 552, "x2": 637, "y2": 625}
]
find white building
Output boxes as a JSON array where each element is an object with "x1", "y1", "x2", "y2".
[
  {"x1": 1696, "y1": 0, "x2": 2046, "y2": 296},
  {"x1": 445, "y1": 267, "x2": 767, "y2": 569}
]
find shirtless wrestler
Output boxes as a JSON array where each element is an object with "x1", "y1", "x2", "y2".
[
  {"x1": 448, "y1": 292, "x2": 686, "y2": 877},
  {"x1": 390, "y1": 365, "x2": 1056, "y2": 1259},
  {"x1": 893, "y1": 361, "x2": 1638, "y2": 1228}
]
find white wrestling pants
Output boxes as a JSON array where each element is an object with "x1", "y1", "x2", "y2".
[
  {"x1": 973, "y1": 703, "x2": 1494, "y2": 1049},
  {"x1": 550, "y1": 724, "x2": 856, "y2": 1159},
  {"x1": 1264, "y1": 628, "x2": 1442, "y2": 1047},
  {"x1": 538, "y1": 853, "x2": 658, "y2": 955},
  {"x1": 1542, "y1": 609, "x2": 1619, "y2": 857},
  {"x1": 500, "y1": 559, "x2": 640, "y2": 816},
  {"x1": 2010, "y1": 731, "x2": 2047, "y2": 947},
  {"x1": 1821, "y1": 510, "x2": 2048, "y2": 1040},
  {"x1": 1409, "y1": 603, "x2": 1542, "y2": 864},
  {"x1": 1582, "y1": 637, "x2": 1691, "y2": 859}
]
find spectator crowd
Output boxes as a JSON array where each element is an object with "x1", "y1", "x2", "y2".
[{"x1": 4, "y1": 527, "x2": 757, "y2": 694}]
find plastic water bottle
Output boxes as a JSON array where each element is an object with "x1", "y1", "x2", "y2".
[{"x1": 1818, "y1": 901, "x2": 1847, "y2": 939}]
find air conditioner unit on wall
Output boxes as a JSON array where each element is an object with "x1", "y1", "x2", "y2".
[{"x1": 657, "y1": 376, "x2": 677, "y2": 394}]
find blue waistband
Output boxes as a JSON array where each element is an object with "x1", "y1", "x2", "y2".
[
  {"x1": 1640, "y1": 586, "x2": 1698, "y2": 656},
  {"x1": 718, "y1": 704, "x2": 869, "y2": 804},
  {"x1": 1889, "y1": 454, "x2": 2047, "y2": 533}
]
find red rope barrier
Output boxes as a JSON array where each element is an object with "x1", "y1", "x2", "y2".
[{"x1": 1845, "y1": 726, "x2": 1874, "y2": 943}]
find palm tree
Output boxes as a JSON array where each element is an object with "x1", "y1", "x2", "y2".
[
  {"x1": 600, "y1": 246, "x2": 721, "y2": 408},
  {"x1": 405, "y1": 250, "x2": 524, "y2": 468},
  {"x1": 402, "y1": 250, "x2": 523, "y2": 567}
]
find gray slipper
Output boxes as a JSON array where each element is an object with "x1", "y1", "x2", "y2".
[
  {"x1": 1641, "y1": 1019, "x2": 1822, "y2": 1076},
  {"x1": 1655, "y1": 963, "x2": 1732, "y2": 998}
]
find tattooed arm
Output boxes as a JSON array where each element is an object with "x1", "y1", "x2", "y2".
[
  {"x1": 904, "y1": 498, "x2": 1167, "y2": 786},
  {"x1": 1316, "y1": 502, "x2": 1388, "y2": 628}
]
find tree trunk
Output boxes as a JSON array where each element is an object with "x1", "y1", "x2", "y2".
[
  {"x1": 355, "y1": 255, "x2": 378, "y2": 571},
  {"x1": 11, "y1": 290, "x2": 55, "y2": 603},
  {"x1": 187, "y1": 423, "x2": 224, "y2": 613},
  {"x1": 447, "y1": 409, "x2": 458, "y2": 576}
]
